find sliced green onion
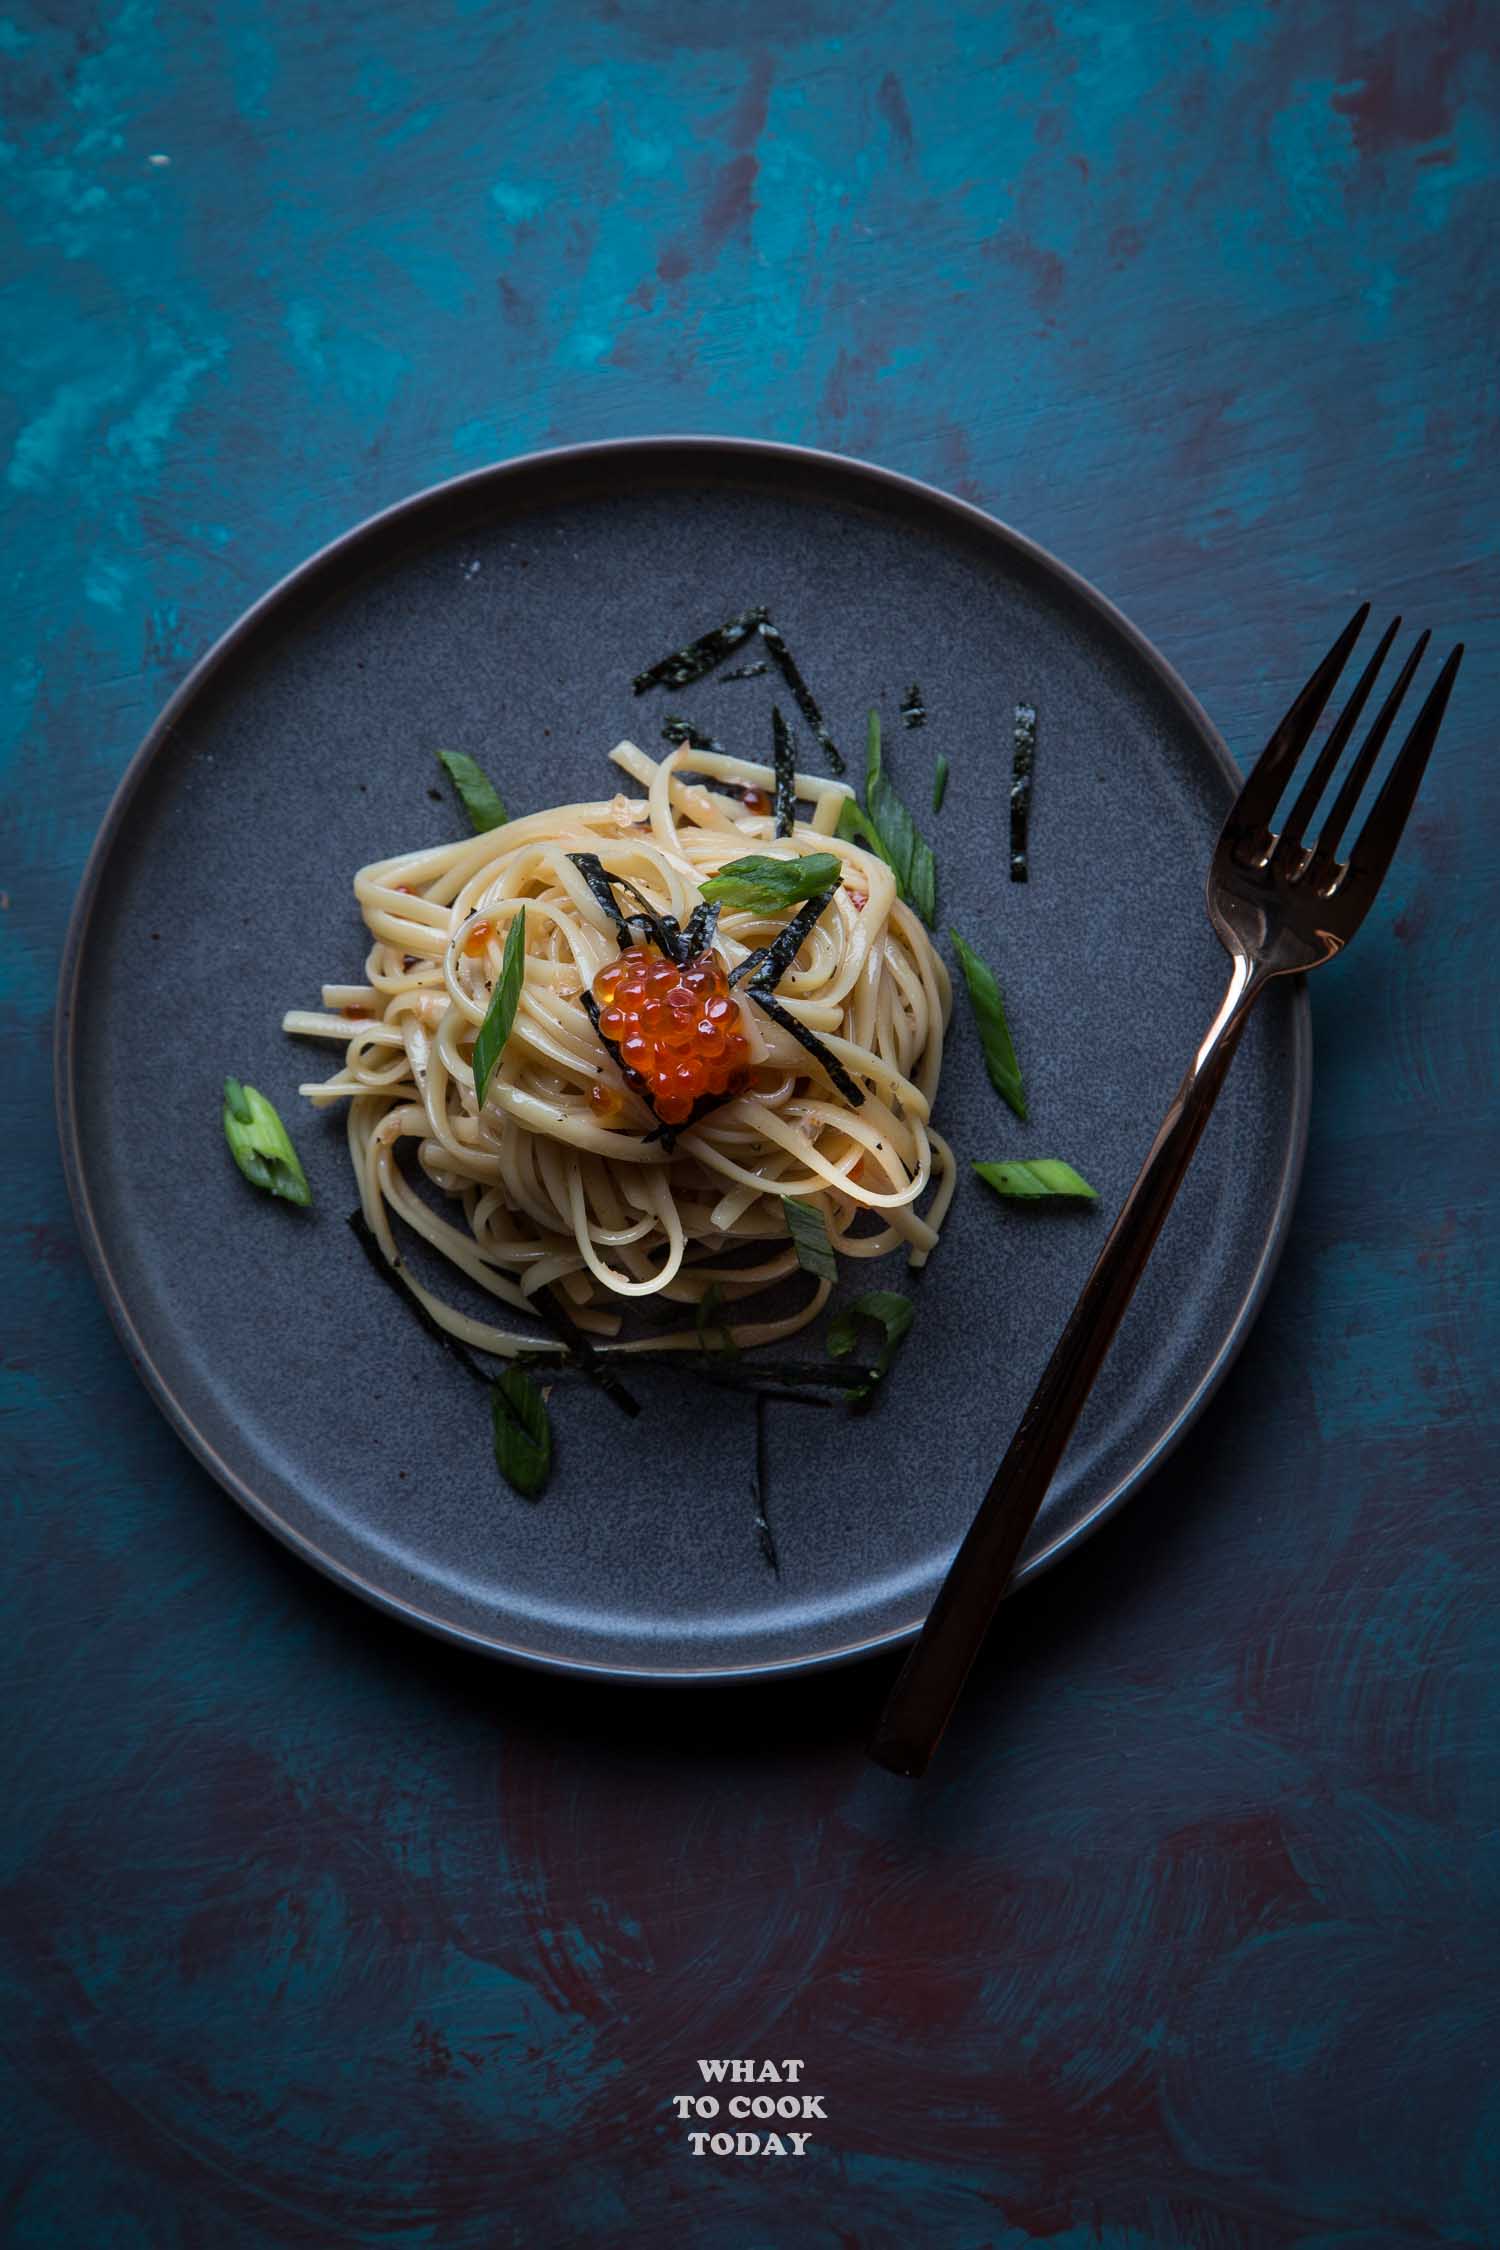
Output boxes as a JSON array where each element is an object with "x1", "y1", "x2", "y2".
[
  {"x1": 826, "y1": 1291, "x2": 915, "y2": 1395},
  {"x1": 701, "y1": 852, "x2": 842, "y2": 911},
  {"x1": 865, "y1": 710, "x2": 937, "y2": 925},
  {"x1": 784, "y1": 1196, "x2": 837, "y2": 1281},
  {"x1": 949, "y1": 927, "x2": 1026, "y2": 1121},
  {"x1": 491, "y1": 1366, "x2": 552, "y2": 1498},
  {"x1": 471, "y1": 905, "x2": 527, "y2": 1109},
  {"x1": 437, "y1": 749, "x2": 509, "y2": 833},
  {"x1": 974, "y1": 1159, "x2": 1098, "y2": 1201},
  {"x1": 222, "y1": 1078, "x2": 312, "y2": 1207},
  {"x1": 834, "y1": 796, "x2": 896, "y2": 868}
]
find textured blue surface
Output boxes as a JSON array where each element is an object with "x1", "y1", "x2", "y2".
[{"x1": 4, "y1": 3, "x2": 1498, "y2": 2244}]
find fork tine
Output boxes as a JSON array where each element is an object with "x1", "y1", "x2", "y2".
[
  {"x1": 1274, "y1": 616, "x2": 1401, "y2": 857},
  {"x1": 1341, "y1": 644, "x2": 1463, "y2": 893},
  {"x1": 1314, "y1": 628, "x2": 1431, "y2": 863},
  {"x1": 1233, "y1": 602, "x2": 1369, "y2": 834}
]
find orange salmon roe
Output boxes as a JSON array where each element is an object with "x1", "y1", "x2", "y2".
[
  {"x1": 463, "y1": 919, "x2": 493, "y2": 957},
  {"x1": 592, "y1": 945, "x2": 750, "y2": 1126},
  {"x1": 741, "y1": 787, "x2": 770, "y2": 815}
]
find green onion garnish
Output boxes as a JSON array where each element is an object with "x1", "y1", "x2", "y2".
[
  {"x1": 865, "y1": 710, "x2": 937, "y2": 925},
  {"x1": 784, "y1": 1196, "x2": 837, "y2": 1281},
  {"x1": 949, "y1": 927, "x2": 1026, "y2": 1121},
  {"x1": 932, "y1": 754, "x2": 950, "y2": 813},
  {"x1": 974, "y1": 1159, "x2": 1098, "y2": 1201},
  {"x1": 222, "y1": 1078, "x2": 312, "y2": 1206},
  {"x1": 701, "y1": 852, "x2": 842, "y2": 912},
  {"x1": 471, "y1": 905, "x2": 527, "y2": 1108},
  {"x1": 834, "y1": 795, "x2": 896, "y2": 869},
  {"x1": 826, "y1": 1291, "x2": 914, "y2": 1395},
  {"x1": 438, "y1": 750, "x2": 510, "y2": 833},
  {"x1": 491, "y1": 1366, "x2": 552, "y2": 1498}
]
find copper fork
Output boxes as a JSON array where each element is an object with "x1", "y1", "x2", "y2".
[{"x1": 871, "y1": 606, "x2": 1464, "y2": 1778}]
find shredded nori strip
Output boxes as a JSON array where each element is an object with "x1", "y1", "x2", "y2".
[
  {"x1": 349, "y1": 1209, "x2": 640, "y2": 1417},
  {"x1": 633, "y1": 607, "x2": 843, "y2": 773},
  {"x1": 569, "y1": 851, "x2": 632, "y2": 944},
  {"x1": 771, "y1": 706, "x2": 797, "y2": 838},
  {"x1": 662, "y1": 715, "x2": 722, "y2": 755},
  {"x1": 1011, "y1": 702, "x2": 1036, "y2": 882},
  {"x1": 524, "y1": 1273, "x2": 643, "y2": 1416},
  {"x1": 348, "y1": 1211, "x2": 491, "y2": 1388},
  {"x1": 901, "y1": 682, "x2": 927, "y2": 729},
  {"x1": 355, "y1": 1210, "x2": 871, "y2": 1410},
  {"x1": 756, "y1": 618, "x2": 845, "y2": 775},
  {"x1": 633, "y1": 605, "x2": 768, "y2": 695},
  {"x1": 720, "y1": 659, "x2": 769, "y2": 680},
  {"x1": 727, "y1": 888, "x2": 836, "y2": 989},
  {"x1": 721, "y1": 883, "x2": 867, "y2": 1108},
  {"x1": 614, "y1": 1354, "x2": 865, "y2": 1405},
  {"x1": 674, "y1": 767, "x2": 757, "y2": 804},
  {"x1": 680, "y1": 898, "x2": 722, "y2": 959},
  {"x1": 749, "y1": 989, "x2": 866, "y2": 1105},
  {"x1": 568, "y1": 852, "x2": 683, "y2": 961},
  {"x1": 752, "y1": 1394, "x2": 780, "y2": 1573}
]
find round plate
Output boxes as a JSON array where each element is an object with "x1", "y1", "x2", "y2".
[{"x1": 55, "y1": 439, "x2": 1309, "y2": 1680}]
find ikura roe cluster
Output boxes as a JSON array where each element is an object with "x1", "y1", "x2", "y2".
[{"x1": 591, "y1": 945, "x2": 750, "y2": 1126}]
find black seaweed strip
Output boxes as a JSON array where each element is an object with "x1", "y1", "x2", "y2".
[
  {"x1": 674, "y1": 767, "x2": 752, "y2": 803},
  {"x1": 618, "y1": 1354, "x2": 872, "y2": 1391},
  {"x1": 348, "y1": 1212, "x2": 492, "y2": 1387},
  {"x1": 568, "y1": 852, "x2": 683, "y2": 961},
  {"x1": 632, "y1": 605, "x2": 769, "y2": 695},
  {"x1": 771, "y1": 706, "x2": 796, "y2": 838},
  {"x1": 662, "y1": 716, "x2": 722, "y2": 754},
  {"x1": 728, "y1": 889, "x2": 836, "y2": 989},
  {"x1": 752, "y1": 1393, "x2": 780, "y2": 1573},
  {"x1": 349, "y1": 1210, "x2": 640, "y2": 1418},
  {"x1": 681, "y1": 899, "x2": 722, "y2": 959},
  {"x1": 568, "y1": 852, "x2": 632, "y2": 943},
  {"x1": 756, "y1": 619, "x2": 845, "y2": 774},
  {"x1": 551, "y1": 1355, "x2": 855, "y2": 1407},
  {"x1": 901, "y1": 682, "x2": 927, "y2": 729},
  {"x1": 1011, "y1": 702, "x2": 1036, "y2": 882},
  {"x1": 720, "y1": 659, "x2": 769, "y2": 680},
  {"x1": 609, "y1": 873, "x2": 684, "y2": 962},
  {"x1": 526, "y1": 1279, "x2": 642, "y2": 1417},
  {"x1": 749, "y1": 990, "x2": 866, "y2": 1105}
]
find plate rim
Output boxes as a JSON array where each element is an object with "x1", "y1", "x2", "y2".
[{"x1": 53, "y1": 434, "x2": 1312, "y2": 1682}]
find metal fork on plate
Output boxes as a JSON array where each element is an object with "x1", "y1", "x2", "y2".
[{"x1": 871, "y1": 605, "x2": 1464, "y2": 1779}]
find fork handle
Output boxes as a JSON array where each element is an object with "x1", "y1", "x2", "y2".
[{"x1": 870, "y1": 953, "x2": 1273, "y2": 1777}]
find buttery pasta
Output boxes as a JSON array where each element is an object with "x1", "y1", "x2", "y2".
[{"x1": 285, "y1": 738, "x2": 955, "y2": 1359}]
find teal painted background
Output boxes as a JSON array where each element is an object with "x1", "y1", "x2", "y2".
[{"x1": 5, "y1": 2, "x2": 1498, "y2": 2244}]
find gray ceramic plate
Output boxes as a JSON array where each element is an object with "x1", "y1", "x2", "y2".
[{"x1": 56, "y1": 438, "x2": 1309, "y2": 1680}]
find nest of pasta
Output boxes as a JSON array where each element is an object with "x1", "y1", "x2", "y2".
[{"x1": 286, "y1": 737, "x2": 954, "y2": 1360}]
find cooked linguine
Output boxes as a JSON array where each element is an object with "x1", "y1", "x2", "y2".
[{"x1": 285, "y1": 738, "x2": 954, "y2": 1358}]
